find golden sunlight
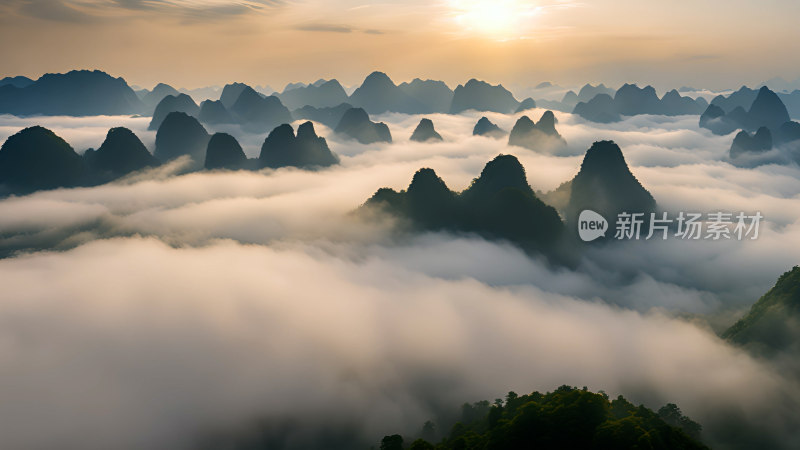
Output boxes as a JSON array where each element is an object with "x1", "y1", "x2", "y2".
[{"x1": 448, "y1": 0, "x2": 540, "y2": 40}]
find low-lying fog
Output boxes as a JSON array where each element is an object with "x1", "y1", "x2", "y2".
[{"x1": 0, "y1": 109, "x2": 799, "y2": 449}]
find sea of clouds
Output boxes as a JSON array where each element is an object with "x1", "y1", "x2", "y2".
[{"x1": 0, "y1": 109, "x2": 799, "y2": 449}]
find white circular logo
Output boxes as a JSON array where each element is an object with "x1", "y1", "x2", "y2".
[{"x1": 578, "y1": 209, "x2": 608, "y2": 242}]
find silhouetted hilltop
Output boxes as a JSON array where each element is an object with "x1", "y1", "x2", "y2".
[
  {"x1": 566, "y1": 141, "x2": 656, "y2": 229},
  {"x1": 0, "y1": 76, "x2": 34, "y2": 88},
  {"x1": 141, "y1": 83, "x2": 180, "y2": 112},
  {"x1": 508, "y1": 111, "x2": 566, "y2": 151},
  {"x1": 348, "y1": 72, "x2": 426, "y2": 114},
  {"x1": 461, "y1": 154, "x2": 531, "y2": 200},
  {"x1": 292, "y1": 102, "x2": 352, "y2": 129},
  {"x1": 711, "y1": 86, "x2": 758, "y2": 113},
  {"x1": 555, "y1": 84, "x2": 615, "y2": 111},
  {"x1": 205, "y1": 133, "x2": 247, "y2": 170},
  {"x1": 508, "y1": 115, "x2": 535, "y2": 143},
  {"x1": 0, "y1": 126, "x2": 86, "y2": 193},
  {"x1": 574, "y1": 84, "x2": 703, "y2": 122},
  {"x1": 578, "y1": 83, "x2": 614, "y2": 102},
  {"x1": 561, "y1": 90, "x2": 579, "y2": 106},
  {"x1": 404, "y1": 168, "x2": 459, "y2": 229},
  {"x1": 472, "y1": 116, "x2": 506, "y2": 138},
  {"x1": 699, "y1": 104, "x2": 731, "y2": 134},
  {"x1": 775, "y1": 121, "x2": 800, "y2": 145},
  {"x1": 410, "y1": 118, "x2": 443, "y2": 142},
  {"x1": 220, "y1": 82, "x2": 250, "y2": 108},
  {"x1": 363, "y1": 154, "x2": 564, "y2": 253},
  {"x1": 661, "y1": 89, "x2": 705, "y2": 115},
  {"x1": 154, "y1": 111, "x2": 210, "y2": 163},
  {"x1": 537, "y1": 110, "x2": 559, "y2": 131},
  {"x1": 700, "y1": 87, "x2": 791, "y2": 134},
  {"x1": 614, "y1": 83, "x2": 662, "y2": 115},
  {"x1": 515, "y1": 97, "x2": 537, "y2": 113},
  {"x1": 378, "y1": 386, "x2": 706, "y2": 450},
  {"x1": 198, "y1": 100, "x2": 234, "y2": 124},
  {"x1": 573, "y1": 94, "x2": 621, "y2": 123},
  {"x1": 277, "y1": 79, "x2": 348, "y2": 109},
  {"x1": 730, "y1": 127, "x2": 772, "y2": 158},
  {"x1": 259, "y1": 121, "x2": 338, "y2": 168},
  {"x1": 148, "y1": 93, "x2": 199, "y2": 130},
  {"x1": 450, "y1": 79, "x2": 519, "y2": 114},
  {"x1": 748, "y1": 86, "x2": 791, "y2": 130},
  {"x1": 85, "y1": 127, "x2": 158, "y2": 178},
  {"x1": 397, "y1": 78, "x2": 454, "y2": 113},
  {"x1": 0, "y1": 70, "x2": 144, "y2": 116},
  {"x1": 334, "y1": 107, "x2": 392, "y2": 144},
  {"x1": 230, "y1": 86, "x2": 292, "y2": 133},
  {"x1": 283, "y1": 82, "x2": 306, "y2": 91},
  {"x1": 723, "y1": 266, "x2": 800, "y2": 356}
]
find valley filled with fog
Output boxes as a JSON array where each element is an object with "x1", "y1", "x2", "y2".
[{"x1": 1, "y1": 103, "x2": 799, "y2": 449}]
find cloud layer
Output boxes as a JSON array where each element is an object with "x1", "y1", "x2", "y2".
[{"x1": 0, "y1": 109, "x2": 799, "y2": 448}]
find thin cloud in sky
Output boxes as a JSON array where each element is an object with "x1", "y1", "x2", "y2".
[{"x1": 5, "y1": 0, "x2": 287, "y2": 22}]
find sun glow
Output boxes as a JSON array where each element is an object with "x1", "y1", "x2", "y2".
[{"x1": 449, "y1": 0, "x2": 540, "y2": 40}]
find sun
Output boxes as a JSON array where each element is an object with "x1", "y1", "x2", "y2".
[{"x1": 448, "y1": 0, "x2": 540, "y2": 40}]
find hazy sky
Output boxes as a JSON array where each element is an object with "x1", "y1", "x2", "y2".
[{"x1": 1, "y1": 0, "x2": 799, "y2": 91}]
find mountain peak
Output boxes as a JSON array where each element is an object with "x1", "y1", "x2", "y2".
[
  {"x1": 89, "y1": 127, "x2": 157, "y2": 177},
  {"x1": 260, "y1": 122, "x2": 338, "y2": 169},
  {"x1": 296, "y1": 121, "x2": 318, "y2": 140},
  {"x1": 536, "y1": 110, "x2": 557, "y2": 132},
  {"x1": 508, "y1": 111, "x2": 565, "y2": 151},
  {"x1": 472, "y1": 116, "x2": 505, "y2": 138},
  {"x1": 579, "y1": 140, "x2": 628, "y2": 174},
  {"x1": 450, "y1": 79, "x2": 518, "y2": 114},
  {"x1": 464, "y1": 154, "x2": 531, "y2": 200},
  {"x1": 566, "y1": 140, "x2": 656, "y2": 226},
  {"x1": 204, "y1": 132, "x2": 246, "y2": 171},
  {"x1": 334, "y1": 107, "x2": 392, "y2": 144},
  {"x1": 748, "y1": 86, "x2": 790, "y2": 129},
  {"x1": 515, "y1": 97, "x2": 537, "y2": 113},
  {"x1": 362, "y1": 71, "x2": 395, "y2": 87},
  {"x1": 154, "y1": 111, "x2": 209, "y2": 164},
  {"x1": 0, "y1": 126, "x2": 86, "y2": 192},
  {"x1": 410, "y1": 167, "x2": 444, "y2": 186},
  {"x1": 511, "y1": 115, "x2": 535, "y2": 131},
  {"x1": 410, "y1": 118, "x2": 443, "y2": 142}
]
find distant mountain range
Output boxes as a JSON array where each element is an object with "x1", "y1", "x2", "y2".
[
  {"x1": 537, "y1": 83, "x2": 614, "y2": 112},
  {"x1": 348, "y1": 72, "x2": 432, "y2": 114},
  {"x1": 0, "y1": 115, "x2": 343, "y2": 195},
  {"x1": 0, "y1": 76, "x2": 34, "y2": 89},
  {"x1": 694, "y1": 86, "x2": 800, "y2": 163},
  {"x1": 0, "y1": 70, "x2": 517, "y2": 119},
  {"x1": 9, "y1": 69, "x2": 780, "y2": 129},
  {"x1": 0, "y1": 70, "x2": 144, "y2": 116},
  {"x1": 573, "y1": 84, "x2": 707, "y2": 122},
  {"x1": 450, "y1": 79, "x2": 519, "y2": 114},
  {"x1": 702, "y1": 86, "x2": 791, "y2": 135},
  {"x1": 277, "y1": 79, "x2": 349, "y2": 110}
]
